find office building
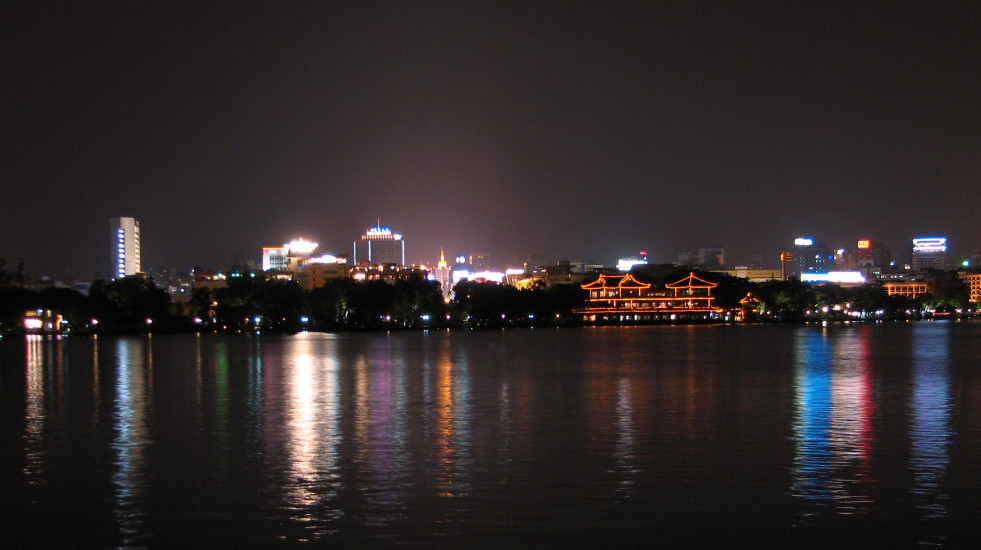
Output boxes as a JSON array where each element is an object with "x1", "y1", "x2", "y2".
[
  {"x1": 262, "y1": 238, "x2": 322, "y2": 272},
  {"x1": 262, "y1": 247, "x2": 287, "y2": 271},
  {"x1": 467, "y1": 252, "x2": 491, "y2": 271},
  {"x1": 789, "y1": 237, "x2": 833, "y2": 279},
  {"x1": 353, "y1": 226, "x2": 406, "y2": 266},
  {"x1": 678, "y1": 248, "x2": 724, "y2": 269},
  {"x1": 835, "y1": 240, "x2": 892, "y2": 277},
  {"x1": 110, "y1": 216, "x2": 141, "y2": 279},
  {"x1": 911, "y1": 237, "x2": 950, "y2": 271},
  {"x1": 296, "y1": 262, "x2": 350, "y2": 291}
]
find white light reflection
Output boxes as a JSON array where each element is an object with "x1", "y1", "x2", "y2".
[
  {"x1": 92, "y1": 336, "x2": 102, "y2": 430},
  {"x1": 246, "y1": 337, "x2": 263, "y2": 441},
  {"x1": 613, "y1": 377, "x2": 638, "y2": 498},
  {"x1": 24, "y1": 335, "x2": 47, "y2": 483},
  {"x1": 282, "y1": 334, "x2": 342, "y2": 541},
  {"x1": 111, "y1": 337, "x2": 152, "y2": 546}
]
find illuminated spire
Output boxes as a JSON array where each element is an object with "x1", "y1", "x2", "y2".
[{"x1": 438, "y1": 248, "x2": 448, "y2": 269}]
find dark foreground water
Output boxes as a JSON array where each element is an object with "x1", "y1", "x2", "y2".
[{"x1": 2, "y1": 322, "x2": 981, "y2": 548}]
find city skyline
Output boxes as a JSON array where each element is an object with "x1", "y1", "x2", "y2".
[
  {"x1": 3, "y1": 3, "x2": 978, "y2": 278},
  {"x1": 4, "y1": 213, "x2": 980, "y2": 281}
]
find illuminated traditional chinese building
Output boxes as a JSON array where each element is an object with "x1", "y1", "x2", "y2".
[
  {"x1": 578, "y1": 272, "x2": 723, "y2": 323},
  {"x1": 882, "y1": 281, "x2": 929, "y2": 298},
  {"x1": 736, "y1": 292, "x2": 762, "y2": 322}
]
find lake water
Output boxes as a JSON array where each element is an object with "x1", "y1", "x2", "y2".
[{"x1": 2, "y1": 322, "x2": 981, "y2": 548}]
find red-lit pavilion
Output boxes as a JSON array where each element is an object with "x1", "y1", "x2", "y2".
[{"x1": 579, "y1": 272, "x2": 724, "y2": 323}]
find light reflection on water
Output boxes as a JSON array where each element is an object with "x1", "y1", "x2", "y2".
[
  {"x1": 352, "y1": 338, "x2": 406, "y2": 529},
  {"x1": 3, "y1": 323, "x2": 979, "y2": 547},
  {"x1": 789, "y1": 322, "x2": 964, "y2": 546},
  {"x1": 23, "y1": 335, "x2": 48, "y2": 483},
  {"x1": 910, "y1": 323, "x2": 951, "y2": 522},
  {"x1": 112, "y1": 337, "x2": 152, "y2": 547},
  {"x1": 613, "y1": 377, "x2": 638, "y2": 498},
  {"x1": 278, "y1": 335, "x2": 343, "y2": 540},
  {"x1": 791, "y1": 325, "x2": 876, "y2": 514},
  {"x1": 433, "y1": 336, "x2": 473, "y2": 501}
]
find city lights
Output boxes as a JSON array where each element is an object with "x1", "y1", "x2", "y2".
[
  {"x1": 285, "y1": 238, "x2": 318, "y2": 255},
  {"x1": 912, "y1": 237, "x2": 947, "y2": 253}
]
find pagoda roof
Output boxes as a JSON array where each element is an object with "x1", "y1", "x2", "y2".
[
  {"x1": 581, "y1": 273, "x2": 651, "y2": 290},
  {"x1": 665, "y1": 272, "x2": 718, "y2": 289}
]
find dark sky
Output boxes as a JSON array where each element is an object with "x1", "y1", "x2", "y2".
[{"x1": 3, "y1": 1, "x2": 979, "y2": 279}]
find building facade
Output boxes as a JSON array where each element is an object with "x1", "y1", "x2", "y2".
[
  {"x1": 961, "y1": 272, "x2": 981, "y2": 305},
  {"x1": 296, "y1": 263, "x2": 351, "y2": 291},
  {"x1": 716, "y1": 267, "x2": 783, "y2": 282},
  {"x1": 911, "y1": 237, "x2": 950, "y2": 271},
  {"x1": 679, "y1": 248, "x2": 724, "y2": 269},
  {"x1": 882, "y1": 281, "x2": 929, "y2": 299},
  {"x1": 262, "y1": 247, "x2": 287, "y2": 271},
  {"x1": 353, "y1": 226, "x2": 406, "y2": 266},
  {"x1": 789, "y1": 237, "x2": 833, "y2": 279},
  {"x1": 836, "y1": 240, "x2": 891, "y2": 273},
  {"x1": 110, "y1": 216, "x2": 141, "y2": 279},
  {"x1": 433, "y1": 249, "x2": 453, "y2": 300}
]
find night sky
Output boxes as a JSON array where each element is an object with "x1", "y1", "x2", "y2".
[{"x1": 3, "y1": 2, "x2": 979, "y2": 279}]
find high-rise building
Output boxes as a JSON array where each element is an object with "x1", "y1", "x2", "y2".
[
  {"x1": 678, "y1": 248, "x2": 724, "y2": 268},
  {"x1": 110, "y1": 216, "x2": 141, "y2": 279},
  {"x1": 353, "y1": 226, "x2": 405, "y2": 266},
  {"x1": 911, "y1": 237, "x2": 950, "y2": 271},
  {"x1": 698, "y1": 248, "x2": 725, "y2": 268},
  {"x1": 467, "y1": 252, "x2": 490, "y2": 271},
  {"x1": 789, "y1": 237, "x2": 832, "y2": 279},
  {"x1": 262, "y1": 247, "x2": 287, "y2": 271},
  {"x1": 836, "y1": 240, "x2": 891, "y2": 274},
  {"x1": 433, "y1": 248, "x2": 453, "y2": 300},
  {"x1": 262, "y1": 238, "x2": 321, "y2": 272}
]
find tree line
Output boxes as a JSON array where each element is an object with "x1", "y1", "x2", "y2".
[{"x1": 0, "y1": 267, "x2": 973, "y2": 334}]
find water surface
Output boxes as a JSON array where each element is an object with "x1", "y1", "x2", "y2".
[{"x1": 2, "y1": 322, "x2": 980, "y2": 548}]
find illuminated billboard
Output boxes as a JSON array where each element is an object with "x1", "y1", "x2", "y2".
[
  {"x1": 617, "y1": 258, "x2": 648, "y2": 272},
  {"x1": 794, "y1": 238, "x2": 814, "y2": 247},
  {"x1": 364, "y1": 226, "x2": 402, "y2": 240},
  {"x1": 800, "y1": 272, "x2": 867, "y2": 284},
  {"x1": 912, "y1": 237, "x2": 947, "y2": 253},
  {"x1": 857, "y1": 240, "x2": 870, "y2": 249}
]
